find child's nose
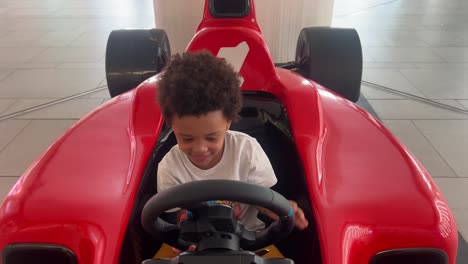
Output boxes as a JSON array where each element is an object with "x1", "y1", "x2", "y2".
[{"x1": 193, "y1": 142, "x2": 208, "y2": 153}]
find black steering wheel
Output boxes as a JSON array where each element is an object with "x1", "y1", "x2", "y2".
[{"x1": 141, "y1": 180, "x2": 295, "y2": 252}]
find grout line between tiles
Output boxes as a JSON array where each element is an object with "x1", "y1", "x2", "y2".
[
  {"x1": 363, "y1": 81, "x2": 468, "y2": 114},
  {"x1": 0, "y1": 119, "x2": 32, "y2": 153},
  {"x1": 66, "y1": 30, "x2": 87, "y2": 48},
  {"x1": 26, "y1": 47, "x2": 49, "y2": 62},
  {"x1": 334, "y1": 0, "x2": 400, "y2": 18},
  {"x1": 0, "y1": 70, "x2": 14, "y2": 82},
  {"x1": 0, "y1": 99, "x2": 18, "y2": 115},
  {"x1": 452, "y1": 100, "x2": 466, "y2": 109},
  {"x1": 0, "y1": 85, "x2": 107, "y2": 121},
  {"x1": 410, "y1": 120, "x2": 460, "y2": 177},
  {"x1": 457, "y1": 100, "x2": 468, "y2": 110},
  {"x1": 430, "y1": 48, "x2": 451, "y2": 63},
  {"x1": 397, "y1": 69, "x2": 428, "y2": 98}
]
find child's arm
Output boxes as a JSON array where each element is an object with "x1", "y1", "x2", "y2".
[{"x1": 257, "y1": 200, "x2": 309, "y2": 230}]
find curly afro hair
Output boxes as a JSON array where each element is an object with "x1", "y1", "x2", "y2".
[{"x1": 157, "y1": 51, "x2": 242, "y2": 124}]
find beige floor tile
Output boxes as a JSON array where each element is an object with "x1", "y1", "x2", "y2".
[
  {"x1": 9, "y1": 98, "x2": 103, "y2": 119},
  {"x1": 0, "y1": 31, "x2": 45, "y2": 47},
  {"x1": 0, "y1": 69, "x2": 104, "y2": 98},
  {"x1": 0, "y1": 119, "x2": 30, "y2": 150},
  {"x1": 0, "y1": 177, "x2": 20, "y2": 203},
  {"x1": 6, "y1": 7, "x2": 58, "y2": 16},
  {"x1": 0, "y1": 47, "x2": 46, "y2": 63},
  {"x1": 0, "y1": 120, "x2": 76, "y2": 176},
  {"x1": 353, "y1": 19, "x2": 425, "y2": 31},
  {"x1": 76, "y1": 17, "x2": 155, "y2": 32},
  {"x1": 366, "y1": 47, "x2": 445, "y2": 62},
  {"x1": 433, "y1": 178, "x2": 468, "y2": 209},
  {"x1": 1, "y1": 1, "x2": 39, "y2": 8},
  {"x1": 383, "y1": 35, "x2": 430, "y2": 47},
  {"x1": 433, "y1": 100, "x2": 467, "y2": 109},
  {"x1": 383, "y1": 120, "x2": 456, "y2": 177},
  {"x1": 434, "y1": 48, "x2": 468, "y2": 62},
  {"x1": 68, "y1": 31, "x2": 110, "y2": 47},
  {"x1": 0, "y1": 69, "x2": 13, "y2": 81},
  {"x1": 88, "y1": 89, "x2": 110, "y2": 99},
  {"x1": 415, "y1": 63, "x2": 468, "y2": 70},
  {"x1": 452, "y1": 209, "x2": 468, "y2": 241},
  {"x1": 362, "y1": 69, "x2": 426, "y2": 97},
  {"x1": 355, "y1": 31, "x2": 389, "y2": 47},
  {"x1": 34, "y1": 31, "x2": 83, "y2": 47},
  {"x1": 458, "y1": 100, "x2": 468, "y2": 110},
  {"x1": 333, "y1": 0, "x2": 394, "y2": 16},
  {"x1": 30, "y1": 47, "x2": 105, "y2": 63},
  {"x1": 0, "y1": 99, "x2": 16, "y2": 114},
  {"x1": 99, "y1": 78, "x2": 107, "y2": 86},
  {"x1": 53, "y1": 8, "x2": 129, "y2": 17},
  {"x1": 382, "y1": 30, "x2": 468, "y2": 47},
  {"x1": 0, "y1": 99, "x2": 54, "y2": 116},
  {"x1": 363, "y1": 62, "x2": 417, "y2": 69},
  {"x1": 415, "y1": 120, "x2": 468, "y2": 177},
  {"x1": 11, "y1": 18, "x2": 88, "y2": 31},
  {"x1": 0, "y1": 62, "x2": 59, "y2": 69},
  {"x1": 401, "y1": 69, "x2": 468, "y2": 99},
  {"x1": 361, "y1": 48, "x2": 376, "y2": 62},
  {"x1": 0, "y1": 20, "x2": 14, "y2": 31},
  {"x1": 368, "y1": 100, "x2": 468, "y2": 120},
  {"x1": 360, "y1": 85, "x2": 405, "y2": 99},
  {"x1": 57, "y1": 62, "x2": 105, "y2": 69}
]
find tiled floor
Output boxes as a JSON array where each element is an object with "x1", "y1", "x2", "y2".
[
  {"x1": 0, "y1": 0, "x2": 153, "y2": 200},
  {"x1": 0, "y1": 0, "x2": 467, "y2": 257}
]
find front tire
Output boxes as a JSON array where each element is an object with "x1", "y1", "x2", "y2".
[
  {"x1": 295, "y1": 27, "x2": 362, "y2": 102},
  {"x1": 105, "y1": 29, "x2": 171, "y2": 97}
]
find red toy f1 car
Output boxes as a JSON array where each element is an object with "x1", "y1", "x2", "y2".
[{"x1": 0, "y1": 0, "x2": 458, "y2": 264}]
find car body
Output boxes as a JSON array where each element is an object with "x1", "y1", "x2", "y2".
[{"x1": 0, "y1": 0, "x2": 458, "y2": 264}]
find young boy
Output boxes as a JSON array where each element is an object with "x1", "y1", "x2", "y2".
[{"x1": 155, "y1": 51, "x2": 308, "y2": 257}]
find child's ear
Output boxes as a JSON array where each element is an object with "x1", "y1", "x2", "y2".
[{"x1": 226, "y1": 120, "x2": 232, "y2": 130}]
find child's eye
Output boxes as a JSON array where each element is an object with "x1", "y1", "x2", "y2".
[
  {"x1": 182, "y1": 138, "x2": 193, "y2": 142},
  {"x1": 206, "y1": 137, "x2": 217, "y2": 142}
]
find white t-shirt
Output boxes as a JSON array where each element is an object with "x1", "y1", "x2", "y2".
[{"x1": 157, "y1": 130, "x2": 277, "y2": 230}]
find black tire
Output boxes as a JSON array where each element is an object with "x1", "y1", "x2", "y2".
[
  {"x1": 105, "y1": 29, "x2": 171, "y2": 97},
  {"x1": 295, "y1": 27, "x2": 362, "y2": 102}
]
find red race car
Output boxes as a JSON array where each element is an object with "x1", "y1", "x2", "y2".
[{"x1": 0, "y1": 0, "x2": 458, "y2": 264}]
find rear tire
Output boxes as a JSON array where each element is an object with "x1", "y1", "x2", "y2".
[
  {"x1": 105, "y1": 29, "x2": 171, "y2": 97},
  {"x1": 295, "y1": 27, "x2": 362, "y2": 102}
]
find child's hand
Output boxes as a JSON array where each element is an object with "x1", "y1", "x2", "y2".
[
  {"x1": 172, "y1": 244, "x2": 197, "y2": 255},
  {"x1": 288, "y1": 200, "x2": 309, "y2": 230},
  {"x1": 257, "y1": 200, "x2": 309, "y2": 230}
]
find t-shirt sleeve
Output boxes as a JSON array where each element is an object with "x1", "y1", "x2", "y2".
[{"x1": 247, "y1": 140, "x2": 278, "y2": 188}]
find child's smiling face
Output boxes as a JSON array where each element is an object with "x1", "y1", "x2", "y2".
[{"x1": 171, "y1": 110, "x2": 231, "y2": 170}]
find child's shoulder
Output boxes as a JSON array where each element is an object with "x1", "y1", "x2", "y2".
[
  {"x1": 226, "y1": 130, "x2": 255, "y2": 141},
  {"x1": 226, "y1": 130, "x2": 260, "y2": 149}
]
